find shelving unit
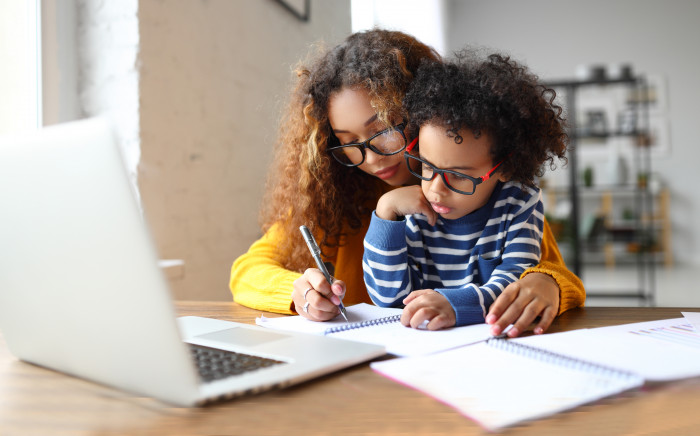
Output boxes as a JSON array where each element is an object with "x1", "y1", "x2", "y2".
[{"x1": 543, "y1": 76, "x2": 661, "y2": 304}]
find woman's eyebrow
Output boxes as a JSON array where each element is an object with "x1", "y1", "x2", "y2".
[
  {"x1": 332, "y1": 114, "x2": 379, "y2": 134},
  {"x1": 363, "y1": 114, "x2": 378, "y2": 127}
]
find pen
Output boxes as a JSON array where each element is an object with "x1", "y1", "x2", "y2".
[{"x1": 299, "y1": 225, "x2": 349, "y2": 322}]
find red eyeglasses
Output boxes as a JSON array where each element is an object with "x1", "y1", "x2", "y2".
[{"x1": 404, "y1": 137, "x2": 505, "y2": 195}]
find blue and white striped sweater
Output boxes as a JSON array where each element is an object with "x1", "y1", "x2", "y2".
[{"x1": 363, "y1": 181, "x2": 543, "y2": 326}]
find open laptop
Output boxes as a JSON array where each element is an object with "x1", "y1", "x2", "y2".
[{"x1": 0, "y1": 117, "x2": 385, "y2": 406}]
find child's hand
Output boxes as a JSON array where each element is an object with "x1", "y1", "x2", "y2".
[
  {"x1": 485, "y1": 272, "x2": 559, "y2": 337},
  {"x1": 376, "y1": 186, "x2": 438, "y2": 225},
  {"x1": 400, "y1": 289, "x2": 456, "y2": 330}
]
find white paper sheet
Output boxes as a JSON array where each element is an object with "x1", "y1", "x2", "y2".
[
  {"x1": 371, "y1": 341, "x2": 643, "y2": 431},
  {"x1": 256, "y1": 303, "x2": 493, "y2": 357},
  {"x1": 682, "y1": 311, "x2": 700, "y2": 333},
  {"x1": 515, "y1": 317, "x2": 700, "y2": 381}
]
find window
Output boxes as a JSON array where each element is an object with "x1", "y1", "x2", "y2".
[
  {"x1": 0, "y1": 0, "x2": 41, "y2": 134},
  {"x1": 351, "y1": 0, "x2": 446, "y2": 56}
]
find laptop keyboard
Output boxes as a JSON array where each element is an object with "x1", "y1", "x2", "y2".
[{"x1": 189, "y1": 343, "x2": 285, "y2": 382}]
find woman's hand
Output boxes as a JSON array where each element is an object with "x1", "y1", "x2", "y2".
[
  {"x1": 485, "y1": 272, "x2": 559, "y2": 337},
  {"x1": 292, "y1": 268, "x2": 345, "y2": 321},
  {"x1": 376, "y1": 186, "x2": 437, "y2": 225},
  {"x1": 401, "y1": 289, "x2": 456, "y2": 330}
]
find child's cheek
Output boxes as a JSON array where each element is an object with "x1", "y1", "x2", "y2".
[{"x1": 421, "y1": 180, "x2": 431, "y2": 198}]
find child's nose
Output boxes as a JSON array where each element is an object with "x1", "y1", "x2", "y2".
[{"x1": 429, "y1": 174, "x2": 450, "y2": 195}]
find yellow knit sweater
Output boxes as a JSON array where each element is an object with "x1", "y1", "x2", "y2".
[{"x1": 230, "y1": 217, "x2": 585, "y2": 316}]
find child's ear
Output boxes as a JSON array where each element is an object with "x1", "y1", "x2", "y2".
[{"x1": 496, "y1": 171, "x2": 509, "y2": 183}]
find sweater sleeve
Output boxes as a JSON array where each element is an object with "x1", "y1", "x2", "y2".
[
  {"x1": 363, "y1": 212, "x2": 418, "y2": 308},
  {"x1": 229, "y1": 222, "x2": 300, "y2": 314},
  {"x1": 521, "y1": 218, "x2": 586, "y2": 315}
]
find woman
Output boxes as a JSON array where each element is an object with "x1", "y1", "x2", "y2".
[{"x1": 230, "y1": 29, "x2": 584, "y2": 337}]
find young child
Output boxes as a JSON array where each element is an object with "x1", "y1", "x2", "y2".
[{"x1": 362, "y1": 50, "x2": 568, "y2": 330}]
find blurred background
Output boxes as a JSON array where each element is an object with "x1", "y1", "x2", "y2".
[{"x1": 2, "y1": 0, "x2": 698, "y2": 307}]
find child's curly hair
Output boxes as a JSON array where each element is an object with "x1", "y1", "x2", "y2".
[
  {"x1": 260, "y1": 29, "x2": 440, "y2": 272},
  {"x1": 404, "y1": 49, "x2": 568, "y2": 186}
]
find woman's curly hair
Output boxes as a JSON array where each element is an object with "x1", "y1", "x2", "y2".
[
  {"x1": 260, "y1": 29, "x2": 440, "y2": 272},
  {"x1": 404, "y1": 49, "x2": 568, "y2": 186}
]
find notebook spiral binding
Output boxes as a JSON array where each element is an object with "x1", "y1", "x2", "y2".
[
  {"x1": 486, "y1": 337, "x2": 642, "y2": 383},
  {"x1": 324, "y1": 314, "x2": 401, "y2": 335}
]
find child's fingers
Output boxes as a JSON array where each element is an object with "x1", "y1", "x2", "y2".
[
  {"x1": 424, "y1": 208, "x2": 438, "y2": 226},
  {"x1": 402, "y1": 288, "x2": 429, "y2": 305},
  {"x1": 408, "y1": 307, "x2": 435, "y2": 329},
  {"x1": 412, "y1": 195, "x2": 438, "y2": 226},
  {"x1": 533, "y1": 305, "x2": 557, "y2": 335},
  {"x1": 402, "y1": 290, "x2": 456, "y2": 330},
  {"x1": 506, "y1": 299, "x2": 547, "y2": 338},
  {"x1": 400, "y1": 291, "x2": 430, "y2": 326},
  {"x1": 488, "y1": 281, "x2": 520, "y2": 320},
  {"x1": 426, "y1": 313, "x2": 452, "y2": 331},
  {"x1": 486, "y1": 281, "x2": 521, "y2": 334},
  {"x1": 417, "y1": 197, "x2": 439, "y2": 226}
]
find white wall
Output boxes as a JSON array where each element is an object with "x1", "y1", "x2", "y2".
[
  {"x1": 75, "y1": 0, "x2": 141, "y2": 189},
  {"x1": 445, "y1": 0, "x2": 700, "y2": 266},
  {"x1": 137, "y1": 0, "x2": 351, "y2": 300}
]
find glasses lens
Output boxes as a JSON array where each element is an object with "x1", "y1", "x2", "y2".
[
  {"x1": 330, "y1": 146, "x2": 364, "y2": 166},
  {"x1": 443, "y1": 172, "x2": 476, "y2": 194},
  {"x1": 369, "y1": 128, "x2": 406, "y2": 155}
]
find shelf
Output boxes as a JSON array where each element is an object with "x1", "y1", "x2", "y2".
[
  {"x1": 544, "y1": 77, "x2": 639, "y2": 88},
  {"x1": 574, "y1": 130, "x2": 645, "y2": 139},
  {"x1": 542, "y1": 75, "x2": 660, "y2": 302},
  {"x1": 545, "y1": 184, "x2": 652, "y2": 195}
]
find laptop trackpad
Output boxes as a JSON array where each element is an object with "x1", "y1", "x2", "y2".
[{"x1": 195, "y1": 327, "x2": 290, "y2": 347}]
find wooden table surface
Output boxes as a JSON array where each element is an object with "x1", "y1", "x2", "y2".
[{"x1": 1, "y1": 302, "x2": 699, "y2": 435}]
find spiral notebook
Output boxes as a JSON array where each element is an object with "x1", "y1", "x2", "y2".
[
  {"x1": 371, "y1": 316, "x2": 700, "y2": 430},
  {"x1": 371, "y1": 337, "x2": 645, "y2": 431},
  {"x1": 256, "y1": 303, "x2": 494, "y2": 357}
]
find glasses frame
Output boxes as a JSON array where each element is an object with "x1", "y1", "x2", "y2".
[
  {"x1": 404, "y1": 137, "x2": 505, "y2": 196},
  {"x1": 327, "y1": 122, "x2": 408, "y2": 167}
]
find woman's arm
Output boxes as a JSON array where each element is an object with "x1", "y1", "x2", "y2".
[
  {"x1": 229, "y1": 223, "x2": 301, "y2": 314},
  {"x1": 486, "y1": 218, "x2": 586, "y2": 336},
  {"x1": 230, "y1": 222, "x2": 350, "y2": 321}
]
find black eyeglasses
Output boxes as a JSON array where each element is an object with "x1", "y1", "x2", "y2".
[
  {"x1": 327, "y1": 123, "x2": 408, "y2": 167},
  {"x1": 404, "y1": 138, "x2": 505, "y2": 196}
]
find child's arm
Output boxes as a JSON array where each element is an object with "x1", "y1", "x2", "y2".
[
  {"x1": 486, "y1": 218, "x2": 586, "y2": 337},
  {"x1": 375, "y1": 185, "x2": 437, "y2": 224},
  {"x1": 404, "y1": 189, "x2": 544, "y2": 328},
  {"x1": 450, "y1": 193, "x2": 544, "y2": 326},
  {"x1": 363, "y1": 186, "x2": 436, "y2": 307}
]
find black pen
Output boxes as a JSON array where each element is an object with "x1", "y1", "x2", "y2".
[{"x1": 299, "y1": 225, "x2": 349, "y2": 322}]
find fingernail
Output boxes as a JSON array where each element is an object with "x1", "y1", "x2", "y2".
[
  {"x1": 534, "y1": 327, "x2": 544, "y2": 335},
  {"x1": 485, "y1": 314, "x2": 496, "y2": 324},
  {"x1": 507, "y1": 327, "x2": 519, "y2": 338},
  {"x1": 490, "y1": 325, "x2": 502, "y2": 335}
]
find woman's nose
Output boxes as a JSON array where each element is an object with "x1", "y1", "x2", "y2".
[{"x1": 364, "y1": 148, "x2": 383, "y2": 165}]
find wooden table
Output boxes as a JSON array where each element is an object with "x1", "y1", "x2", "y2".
[{"x1": 1, "y1": 302, "x2": 699, "y2": 435}]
